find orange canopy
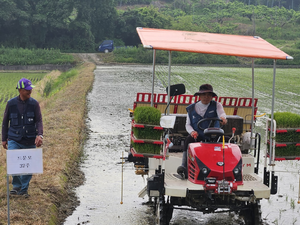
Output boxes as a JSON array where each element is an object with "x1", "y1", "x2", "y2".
[{"x1": 136, "y1": 27, "x2": 293, "y2": 60}]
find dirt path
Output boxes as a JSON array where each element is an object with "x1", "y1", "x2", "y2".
[{"x1": 73, "y1": 53, "x2": 104, "y2": 65}]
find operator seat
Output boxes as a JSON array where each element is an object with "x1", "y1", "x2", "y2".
[{"x1": 204, "y1": 128, "x2": 224, "y2": 142}]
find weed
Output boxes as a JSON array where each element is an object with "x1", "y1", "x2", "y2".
[
  {"x1": 292, "y1": 218, "x2": 297, "y2": 225},
  {"x1": 279, "y1": 209, "x2": 282, "y2": 219},
  {"x1": 290, "y1": 198, "x2": 295, "y2": 209},
  {"x1": 43, "y1": 79, "x2": 53, "y2": 97}
]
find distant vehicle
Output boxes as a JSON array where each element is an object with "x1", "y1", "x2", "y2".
[
  {"x1": 98, "y1": 40, "x2": 114, "y2": 53},
  {"x1": 98, "y1": 40, "x2": 133, "y2": 53}
]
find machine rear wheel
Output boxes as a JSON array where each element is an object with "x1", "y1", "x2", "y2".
[
  {"x1": 240, "y1": 201, "x2": 262, "y2": 225},
  {"x1": 155, "y1": 196, "x2": 173, "y2": 225}
]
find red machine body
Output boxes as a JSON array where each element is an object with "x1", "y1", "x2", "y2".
[{"x1": 188, "y1": 142, "x2": 243, "y2": 192}]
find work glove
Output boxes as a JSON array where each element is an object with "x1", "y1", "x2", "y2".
[{"x1": 191, "y1": 131, "x2": 198, "y2": 139}]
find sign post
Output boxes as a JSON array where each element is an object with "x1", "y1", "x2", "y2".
[{"x1": 6, "y1": 148, "x2": 43, "y2": 224}]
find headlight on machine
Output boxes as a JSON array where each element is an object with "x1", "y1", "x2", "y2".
[
  {"x1": 202, "y1": 167, "x2": 209, "y2": 174},
  {"x1": 233, "y1": 158, "x2": 243, "y2": 181},
  {"x1": 233, "y1": 167, "x2": 239, "y2": 174},
  {"x1": 196, "y1": 156, "x2": 211, "y2": 181}
]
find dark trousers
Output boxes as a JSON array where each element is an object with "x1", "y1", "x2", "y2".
[
  {"x1": 181, "y1": 134, "x2": 204, "y2": 168},
  {"x1": 184, "y1": 134, "x2": 204, "y2": 152}
]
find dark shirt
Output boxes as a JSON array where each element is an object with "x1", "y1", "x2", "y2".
[{"x1": 2, "y1": 96, "x2": 43, "y2": 145}]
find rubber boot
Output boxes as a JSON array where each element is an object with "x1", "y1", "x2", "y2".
[{"x1": 177, "y1": 151, "x2": 188, "y2": 179}]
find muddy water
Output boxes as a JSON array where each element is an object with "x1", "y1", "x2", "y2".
[
  {"x1": 64, "y1": 65, "x2": 300, "y2": 225},
  {"x1": 64, "y1": 65, "x2": 159, "y2": 225}
]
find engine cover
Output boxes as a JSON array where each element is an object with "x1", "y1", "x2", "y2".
[{"x1": 187, "y1": 142, "x2": 243, "y2": 186}]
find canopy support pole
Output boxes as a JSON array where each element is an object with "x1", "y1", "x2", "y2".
[
  {"x1": 250, "y1": 58, "x2": 255, "y2": 150},
  {"x1": 167, "y1": 51, "x2": 171, "y2": 115},
  {"x1": 269, "y1": 59, "x2": 276, "y2": 165},
  {"x1": 151, "y1": 49, "x2": 156, "y2": 107}
]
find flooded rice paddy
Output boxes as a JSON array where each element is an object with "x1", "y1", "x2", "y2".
[{"x1": 64, "y1": 65, "x2": 300, "y2": 225}]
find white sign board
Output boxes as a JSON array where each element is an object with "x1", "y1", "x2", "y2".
[{"x1": 6, "y1": 148, "x2": 43, "y2": 175}]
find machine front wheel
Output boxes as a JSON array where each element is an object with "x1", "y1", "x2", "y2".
[{"x1": 240, "y1": 200, "x2": 262, "y2": 225}]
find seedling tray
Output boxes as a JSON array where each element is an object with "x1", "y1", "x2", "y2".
[
  {"x1": 267, "y1": 141, "x2": 300, "y2": 160},
  {"x1": 130, "y1": 148, "x2": 164, "y2": 159},
  {"x1": 131, "y1": 133, "x2": 163, "y2": 145},
  {"x1": 132, "y1": 120, "x2": 164, "y2": 140},
  {"x1": 131, "y1": 133, "x2": 163, "y2": 156},
  {"x1": 132, "y1": 120, "x2": 163, "y2": 130},
  {"x1": 268, "y1": 128, "x2": 300, "y2": 143}
]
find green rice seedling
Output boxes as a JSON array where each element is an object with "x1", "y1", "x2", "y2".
[
  {"x1": 274, "y1": 129, "x2": 300, "y2": 143},
  {"x1": 290, "y1": 198, "x2": 295, "y2": 209},
  {"x1": 272, "y1": 112, "x2": 300, "y2": 128},
  {"x1": 279, "y1": 209, "x2": 282, "y2": 219},
  {"x1": 132, "y1": 142, "x2": 162, "y2": 155},
  {"x1": 134, "y1": 106, "x2": 161, "y2": 125},
  {"x1": 292, "y1": 218, "x2": 297, "y2": 225},
  {"x1": 133, "y1": 127, "x2": 163, "y2": 140},
  {"x1": 294, "y1": 146, "x2": 300, "y2": 155},
  {"x1": 268, "y1": 142, "x2": 300, "y2": 157}
]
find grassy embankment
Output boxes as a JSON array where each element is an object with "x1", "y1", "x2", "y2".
[
  {"x1": 0, "y1": 62, "x2": 95, "y2": 224},
  {"x1": 0, "y1": 47, "x2": 75, "y2": 66}
]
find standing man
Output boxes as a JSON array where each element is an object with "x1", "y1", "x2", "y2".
[
  {"x1": 177, "y1": 84, "x2": 227, "y2": 179},
  {"x1": 2, "y1": 78, "x2": 43, "y2": 197}
]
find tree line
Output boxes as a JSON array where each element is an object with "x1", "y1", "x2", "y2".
[{"x1": 0, "y1": 0, "x2": 300, "y2": 52}]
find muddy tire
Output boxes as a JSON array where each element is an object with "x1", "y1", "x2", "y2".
[
  {"x1": 240, "y1": 201, "x2": 262, "y2": 225},
  {"x1": 165, "y1": 201, "x2": 174, "y2": 224},
  {"x1": 155, "y1": 196, "x2": 173, "y2": 225}
]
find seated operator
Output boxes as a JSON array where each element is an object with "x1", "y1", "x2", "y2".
[{"x1": 177, "y1": 84, "x2": 227, "y2": 179}]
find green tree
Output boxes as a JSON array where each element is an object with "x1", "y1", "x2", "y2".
[
  {"x1": 115, "y1": 6, "x2": 172, "y2": 46},
  {"x1": 90, "y1": 0, "x2": 117, "y2": 44},
  {"x1": 0, "y1": 0, "x2": 75, "y2": 48},
  {"x1": 171, "y1": 15, "x2": 206, "y2": 31}
]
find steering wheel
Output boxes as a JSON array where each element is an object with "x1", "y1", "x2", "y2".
[
  {"x1": 197, "y1": 117, "x2": 224, "y2": 142},
  {"x1": 197, "y1": 117, "x2": 223, "y2": 130}
]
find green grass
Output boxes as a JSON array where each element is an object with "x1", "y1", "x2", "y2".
[
  {"x1": 0, "y1": 72, "x2": 46, "y2": 122},
  {"x1": 43, "y1": 69, "x2": 78, "y2": 97},
  {"x1": 0, "y1": 47, "x2": 76, "y2": 66}
]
